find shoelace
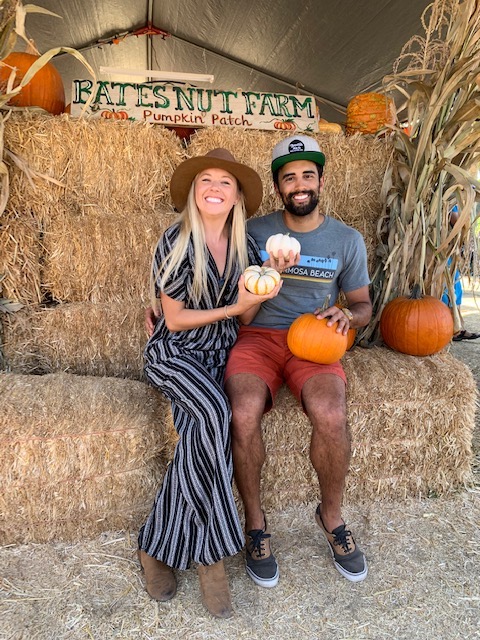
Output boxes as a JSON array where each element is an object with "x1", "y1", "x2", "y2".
[
  {"x1": 332, "y1": 525, "x2": 354, "y2": 554},
  {"x1": 247, "y1": 529, "x2": 271, "y2": 559}
]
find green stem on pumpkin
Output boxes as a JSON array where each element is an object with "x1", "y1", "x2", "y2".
[{"x1": 410, "y1": 284, "x2": 423, "y2": 299}]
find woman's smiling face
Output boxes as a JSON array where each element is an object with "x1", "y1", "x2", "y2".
[{"x1": 194, "y1": 167, "x2": 240, "y2": 217}]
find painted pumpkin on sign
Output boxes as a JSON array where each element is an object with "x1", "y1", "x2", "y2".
[
  {"x1": 380, "y1": 285, "x2": 454, "y2": 356},
  {"x1": 274, "y1": 120, "x2": 296, "y2": 130},
  {"x1": 243, "y1": 265, "x2": 281, "y2": 295},
  {"x1": 101, "y1": 110, "x2": 129, "y2": 120}
]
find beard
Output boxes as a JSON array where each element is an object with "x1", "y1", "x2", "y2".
[{"x1": 281, "y1": 190, "x2": 319, "y2": 217}]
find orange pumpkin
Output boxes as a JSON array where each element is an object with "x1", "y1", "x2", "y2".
[
  {"x1": 243, "y1": 265, "x2": 281, "y2": 295},
  {"x1": 345, "y1": 92, "x2": 395, "y2": 135},
  {"x1": 287, "y1": 312, "x2": 348, "y2": 364},
  {"x1": 0, "y1": 52, "x2": 65, "y2": 115},
  {"x1": 346, "y1": 327, "x2": 356, "y2": 350},
  {"x1": 318, "y1": 119, "x2": 343, "y2": 134},
  {"x1": 380, "y1": 285, "x2": 454, "y2": 356}
]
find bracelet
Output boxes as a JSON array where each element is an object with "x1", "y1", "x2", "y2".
[{"x1": 224, "y1": 305, "x2": 231, "y2": 320}]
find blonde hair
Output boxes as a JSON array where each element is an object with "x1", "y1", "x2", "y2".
[{"x1": 150, "y1": 176, "x2": 250, "y2": 313}]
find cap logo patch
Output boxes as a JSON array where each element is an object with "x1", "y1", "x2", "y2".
[{"x1": 288, "y1": 140, "x2": 305, "y2": 154}]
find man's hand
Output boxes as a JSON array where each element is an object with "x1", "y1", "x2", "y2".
[
  {"x1": 264, "y1": 249, "x2": 300, "y2": 273},
  {"x1": 313, "y1": 305, "x2": 350, "y2": 335},
  {"x1": 145, "y1": 306, "x2": 158, "y2": 337}
]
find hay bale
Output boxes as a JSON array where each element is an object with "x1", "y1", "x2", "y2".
[
  {"x1": 4, "y1": 113, "x2": 186, "y2": 219},
  {"x1": 259, "y1": 347, "x2": 476, "y2": 508},
  {"x1": 0, "y1": 210, "x2": 42, "y2": 305},
  {"x1": 2, "y1": 302, "x2": 146, "y2": 378},
  {"x1": 2, "y1": 114, "x2": 185, "y2": 305},
  {"x1": 164, "y1": 347, "x2": 476, "y2": 509},
  {"x1": 0, "y1": 372, "x2": 169, "y2": 544},
  {"x1": 187, "y1": 128, "x2": 391, "y2": 268},
  {"x1": 41, "y1": 207, "x2": 173, "y2": 303}
]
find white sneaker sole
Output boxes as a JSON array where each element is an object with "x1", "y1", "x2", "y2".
[
  {"x1": 246, "y1": 564, "x2": 279, "y2": 588},
  {"x1": 332, "y1": 553, "x2": 368, "y2": 583}
]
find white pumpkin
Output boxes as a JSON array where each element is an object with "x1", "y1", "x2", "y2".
[
  {"x1": 265, "y1": 233, "x2": 301, "y2": 258},
  {"x1": 243, "y1": 265, "x2": 281, "y2": 295}
]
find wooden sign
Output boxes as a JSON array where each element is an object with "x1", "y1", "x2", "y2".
[{"x1": 71, "y1": 79, "x2": 319, "y2": 132}]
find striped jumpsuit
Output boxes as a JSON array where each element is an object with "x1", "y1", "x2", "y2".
[{"x1": 139, "y1": 223, "x2": 262, "y2": 570}]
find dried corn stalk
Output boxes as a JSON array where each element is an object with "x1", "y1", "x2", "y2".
[{"x1": 364, "y1": 0, "x2": 480, "y2": 342}]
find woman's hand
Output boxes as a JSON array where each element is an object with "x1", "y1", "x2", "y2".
[{"x1": 232, "y1": 274, "x2": 283, "y2": 324}]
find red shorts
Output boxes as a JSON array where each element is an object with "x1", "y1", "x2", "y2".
[{"x1": 225, "y1": 325, "x2": 346, "y2": 410}]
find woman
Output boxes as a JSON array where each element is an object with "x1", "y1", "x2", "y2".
[{"x1": 138, "y1": 148, "x2": 281, "y2": 618}]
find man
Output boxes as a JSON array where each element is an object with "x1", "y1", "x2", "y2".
[{"x1": 224, "y1": 135, "x2": 372, "y2": 588}]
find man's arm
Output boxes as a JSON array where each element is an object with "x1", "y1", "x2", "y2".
[{"x1": 343, "y1": 286, "x2": 373, "y2": 329}]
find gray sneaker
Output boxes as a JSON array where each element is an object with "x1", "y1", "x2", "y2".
[
  {"x1": 245, "y1": 515, "x2": 279, "y2": 588},
  {"x1": 315, "y1": 504, "x2": 368, "y2": 582}
]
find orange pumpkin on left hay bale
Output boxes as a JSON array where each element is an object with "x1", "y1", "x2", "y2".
[{"x1": 0, "y1": 52, "x2": 65, "y2": 115}]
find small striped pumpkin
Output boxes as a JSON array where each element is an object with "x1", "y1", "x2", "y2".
[{"x1": 243, "y1": 265, "x2": 281, "y2": 295}]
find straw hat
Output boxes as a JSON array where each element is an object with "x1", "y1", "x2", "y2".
[{"x1": 170, "y1": 148, "x2": 263, "y2": 217}]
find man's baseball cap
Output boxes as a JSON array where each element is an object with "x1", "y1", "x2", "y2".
[{"x1": 271, "y1": 135, "x2": 325, "y2": 173}]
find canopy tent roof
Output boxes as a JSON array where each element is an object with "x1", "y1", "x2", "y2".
[{"x1": 18, "y1": 0, "x2": 433, "y2": 123}]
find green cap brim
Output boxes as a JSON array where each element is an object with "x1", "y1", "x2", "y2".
[{"x1": 271, "y1": 150, "x2": 326, "y2": 173}]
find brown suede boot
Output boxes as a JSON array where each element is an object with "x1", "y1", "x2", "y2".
[
  {"x1": 138, "y1": 550, "x2": 177, "y2": 601},
  {"x1": 197, "y1": 560, "x2": 233, "y2": 619}
]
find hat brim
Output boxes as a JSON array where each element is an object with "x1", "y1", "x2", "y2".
[
  {"x1": 271, "y1": 150, "x2": 326, "y2": 173},
  {"x1": 170, "y1": 156, "x2": 263, "y2": 218}
]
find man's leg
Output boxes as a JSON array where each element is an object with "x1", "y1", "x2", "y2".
[
  {"x1": 302, "y1": 373, "x2": 367, "y2": 582},
  {"x1": 225, "y1": 373, "x2": 268, "y2": 529},
  {"x1": 301, "y1": 374, "x2": 350, "y2": 531},
  {"x1": 225, "y1": 373, "x2": 279, "y2": 587}
]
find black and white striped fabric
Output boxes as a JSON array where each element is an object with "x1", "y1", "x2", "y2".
[{"x1": 139, "y1": 224, "x2": 261, "y2": 569}]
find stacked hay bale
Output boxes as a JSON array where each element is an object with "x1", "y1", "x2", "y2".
[
  {"x1": 164, "y1": 348, "x2": 476, "y2": 509},
  {"x1": 0, "y1": 372, "x2": 169, "y2": 545},
  {"x1": 1, "y1": 113, "x2": 186, "y2": 377},
  {"x1": 0, "y1": 116, "x2": 476, "y2": 545},
  {"x1": 2, "y1": 120, "x2": 390, "y2": 376},
  {"x1": 260, "y1": 348, "x2": 476, "y2": 508}
]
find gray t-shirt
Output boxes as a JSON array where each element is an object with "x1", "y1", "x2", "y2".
[{"x1": 247, "y1": 210, "x2": 370, "y2": 329}]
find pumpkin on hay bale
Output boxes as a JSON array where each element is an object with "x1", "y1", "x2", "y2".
[
  {"x1": 0, "y1": 52, "x2": 65, "y2": 115},
  {"x1": 380, "y1": 284, "x2": 454, "y2": 356},
  {"x1": 345, "y1": 92, "x2": 396, "y2": 135}
]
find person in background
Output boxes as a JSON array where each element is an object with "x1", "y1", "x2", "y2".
[
  {"x1": 442, "y1": 204, "x2": 479, "y2": 341},
  {"x1": 138, "y1": 148, "x2": 281, "y2": 619},
  {"x1": 224, "y1": 135, "x2": 373, "y2": 588}
]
